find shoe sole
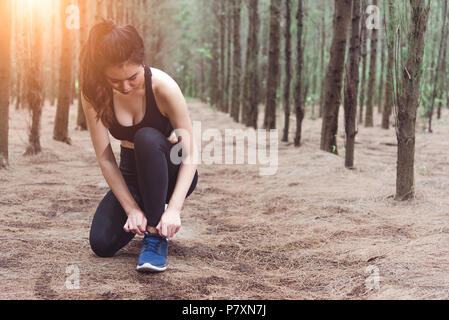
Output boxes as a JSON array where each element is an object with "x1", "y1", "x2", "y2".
[{"x1": 136, "y1": 263, "x2": 167, "y2": 272}]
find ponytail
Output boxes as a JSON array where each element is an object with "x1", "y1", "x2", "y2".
[{"x1": 79, "y1": 19, "x2": 145, "y2": 128}]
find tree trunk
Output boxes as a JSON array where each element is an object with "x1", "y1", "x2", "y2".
[
  {"x1": 14, "y1": 1, "x2": 24, "y2": 111},
  {"x1": 382, "y1": 0, "x2": 394, "y2": 130},
  {"x1": 242, "y1": 0, "x2": 260, "y2": 129},
  {"x1": 49, "y1": 9, "x2": 58, "y2": 107},
  {"x1": 344, "y1": 0, "x2": 361, "y2": 168},
  {"x1": 70, "y1": 70, "x2": 76, "y2": 106},
  {"x1": 263, "y1": 0, "x2": 282, "y2": 130},
  {"x1": 311, "y1": 35, "x2": 319, "y2": 119},
  {"x1": 77, "y1": 0, "x2": 88, "y2": 131},
  {"x1": 365, "y1": 0, "x2": 378, "y2": 127},
  {"x1": 282, "y1": 0, "x2": 292, "y2": 142},
  {"x1": 319, "y1": 2, "x2": 326, "y2": 118},
  {"x1": 95, "y1": 0, "x2": 106, "y2": 23},
  {"x1": 428, "y1": 0, "x2": 447, "y2": 132},
  {"x1": 24, "y1": 2, "x2": 45, "y2": 155},
  {"x1": 53, "y1": 0, "x2": 73, "y2": 145},
  {"x1": 107, "y1": 0, "x2": 114, "y2": 21},
  {"x1": 141, "y1": 0, "x2": 150, "y2": 66},
  {"x1": 378, "y1": 29, "x2": 386, "y2": 114},
  {"x1": 293, "y1": 0, "x2": 304, "y2": 146},
  {"x1": 320, "y1": 0, "x2": 352, "y2": 154},
  {"x1": 15, "y1": 71, "x2": 22, "y2": 110},
  {"x1": 437, "y1": 34, "x2": 448, "y2": 119},
  {"x1": 146, "y1": 1, "x2": 165, "y2": 68},
  {"x1": 116, "y1": 0, "x2": 121, "y2": 21},
  {"x1": 0, "y1": 0, "x2": 12, "y2": 168},
  {"x1": 219, "y1": 0, "x2": 226, "y2": 112},
  {"x1": 20, "y1": 1, "x2": 30, "y2": 111},
  {"x1": 259, "y1": 6, "x2": 269, "y2": 108},
  {"x1": 395, "y1": 0, "x2": 431, "y2": 200},
  {"x1": 359, "y1": 0, "x2": 368, "y2": 124},
  {"x1": 242, "y1": 3, "x2": 252, "y2": 124},
  {"x1": 210, "y1": 0, "x2": 220, "y2": 110},
  {"x1": 225, "y1": 0, "x2": 233, "y2": 113},
  {"x1": 199, "y1": 52, "x2": 206, "y2": 103},
  {"x1": 231, "y1": 0, "x2": 242, "y2": 121},
  {"x1": 197, "y1": 0, "x2": 208, "y2": 103}
]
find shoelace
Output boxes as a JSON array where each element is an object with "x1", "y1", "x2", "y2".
[{"x1": 142, "y1": 233, "x2": 164, "y2": 253}]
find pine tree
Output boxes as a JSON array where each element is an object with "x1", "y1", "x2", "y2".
[
  {"x1": 53, "y1": 0, "x2": 74, "y2": 145},
  {"x1": 394, "y1": 0, "x2": 431, "y2": 200},
  {"x1": 320, "y1": 0, "x2": 352, "y2": 154},
  {"x1": 263, "y1": 0, "x2": 282, "y2": 129},
  {"x1": 0, "y1": 0, "x2": 12, "y2": 168}
]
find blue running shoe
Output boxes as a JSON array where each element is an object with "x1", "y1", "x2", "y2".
[{"x1": 136, "y1": 231, "x2": 168, "y2": 272}]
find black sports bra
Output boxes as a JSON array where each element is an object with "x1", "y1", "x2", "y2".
[{"x1": 108, "y1": 65, "x2": 173, "y2": 143}]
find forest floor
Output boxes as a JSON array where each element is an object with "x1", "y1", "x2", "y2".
[{"x1": 1, "y1": 99, "x2": 449, "y2": 300}]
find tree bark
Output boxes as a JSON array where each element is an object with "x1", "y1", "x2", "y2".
[
  {"x1": 365, "y1": 0, "x2": 378, "y2": 127},
  {"x1": 344, "y1": 0, "x2": 361, "y2": 168},
  {"x1": 147, "y1": 1, "x2": 164, "y2": 68},
  {"x1": 107, "y1": 0, "x2": 115, "y2": 21},
  {"x1": 319, "y1": 2, "x2": 326, "y2": 119},
  {"x1": 76, "y1": 0, "x2": 88, "y2": 131},
  {"x1": 49, "y1": 9, "x2": 58, "y2": 107},
  {"x1": 263, "y1": 0, "x2": 282, "y2": 130},
  {"x1": 359, "y1": 0, "x2": 368, "y2": 124},
  {"x1": 428, "y1": 0, "x2": 447, "y2": 132},
  {"x1": 282, "y1": 0, "x2": 292, "y2": 142},
  {"x1": 53, "y1": 0, "x2": 73, "y2": 145},
  {"x1": 395, "y1": 0, "x2": 431, "y2": 200},
  {"x1": 293, "y1": 0, "x2": 304, "y2": 146},
  {"x1": 378, "y1": 28, "x2": 386, "y2": 114},
  {"x1": 231, "y1": 0, "x2": 242, "y2": 121},
  {"x1": 242, "y1": 0, "x2": 260, "y2": 129},
  {"x1": 210, "y1": 0, "x2": 220, "y2": 110},
  {"x1": 382, "y1": 0, "x2": 394, "y2": 130},
  {"x1": 0, "y1": 0, "x2": 12, "y2": 168},
  {"x1": 24, "y1": 1, "x2": 46, "y2": 155},
  {"x1": 219, "y1": 0, "x2": 226, "y2": 112},
  {"x1": 320, "y1": 0, "x2": 352, "y2": 154},
  {"x1": 14, "y1": 0, "x2": 24, "y2": 111},
  {"x1": 437, "y1": 34, "x2": 448, "y2": 119},
  {"x1": 225, "y1": 0, "x2": 233, "y2": 113},
  {"x1": 95, "y1": 0, "x2": 106, "y2": 23}
]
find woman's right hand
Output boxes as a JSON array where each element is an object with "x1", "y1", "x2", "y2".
[{"x1": 123, "y1": 209, "x2": 147, "y2": 236}]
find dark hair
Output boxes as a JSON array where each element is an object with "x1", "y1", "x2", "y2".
[{"x1": 79, "y1": 19, "x2": 145, "y2": 128}]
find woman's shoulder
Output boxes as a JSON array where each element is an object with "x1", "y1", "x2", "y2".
[
  {"x1": 150, "y1": 67, "x2": 182, "y2": 117},
  {"x1": 150, "y1": 67, "x2": 178, "y2": 92}
]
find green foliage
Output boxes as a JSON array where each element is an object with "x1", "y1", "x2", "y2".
[
  {"x1": 195, "y1": 44, "x2": 213, "y2": 60},
  {"x1": 419, "y1": 81, "x2": 432, "y2": 117}
]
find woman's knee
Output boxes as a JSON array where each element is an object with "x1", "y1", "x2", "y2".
[
  {"x1": 89, "y1": 232, "x2": 116, "y2": 258},
  {"x1": 134, "y1": 127, "x2": 167, "y2": 151}
]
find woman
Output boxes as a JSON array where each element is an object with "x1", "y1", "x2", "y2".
[{"x1": 79, "y1": 19, "x2": 198, "y2": 272}]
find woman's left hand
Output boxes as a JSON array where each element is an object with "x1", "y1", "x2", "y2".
[
  {"x1": 156, "y1": 207, "x2": 182, "y2": 239},
  {"x1": 167, "y1": 131, "x2": 179, "y2": 144}
]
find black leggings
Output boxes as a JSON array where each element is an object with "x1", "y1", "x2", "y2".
[{"x1": 89, "y1": 127, "x2": 198, "y2": 258}]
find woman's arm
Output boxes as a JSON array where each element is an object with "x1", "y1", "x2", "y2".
[
  {"x1": 152, "y1": 71, "x2": 198, "y2": 238},
  {"x1": 155, "y1": 75, "x2": 199, "y2": 212},
  {"x1": 81, "y1": 93, "x2": 146, "y2": 235}
]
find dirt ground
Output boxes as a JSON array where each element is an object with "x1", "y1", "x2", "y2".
[{"x1": 1, "y1": 98, "x2": 449, "y2": 300}]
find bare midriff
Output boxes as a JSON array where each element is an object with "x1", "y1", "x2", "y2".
[
  {"x1": 121, "y1": 140, "x2": 135, "y2": 149},
  {"x1": 120, "y1": 131, "x2": 178, "y2": 150}
]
